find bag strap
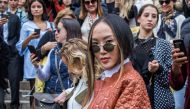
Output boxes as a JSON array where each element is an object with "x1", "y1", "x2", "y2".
[{"x1": 55, "y1": 51, "x2": 65, "y2": 90}]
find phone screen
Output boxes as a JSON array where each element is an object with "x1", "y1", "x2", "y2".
[
  {"x1": 28, "y1": 45, "x2": 41, "y2": 61},
  {"x1": 1, "y1": 14, "x2": 9, "y2": 19},
  {"x1": 34, "y1": 29, "x2": 40, "y2": 35},
  {"x1": 28, "y1": 45, "x2": 37, "y2": 54},
  {"x1": 173, "y1": 39, "x2": 187, "y2": 56}
]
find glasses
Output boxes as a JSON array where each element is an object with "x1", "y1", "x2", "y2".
[
  {"x1": 56, "y1": 28, "x2": 61, "y2": 33},
  {"x1": 84, "y1": 0, "x2": 96, "y2": 5},
  {"x1": 92, "y1": 42, "x2": 116, "y2": 53},
  {"x1": 159, "y1": 0, "x2": 171, "y2": 5},
  {"x1": 0, "y1": 1, "x2": 8, "y2": 4}
]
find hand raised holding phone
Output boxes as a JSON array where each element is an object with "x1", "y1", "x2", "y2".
[
  {"x1": 28, "y1": 45, "x2": 40, "y2": 61},
  {"x1": 0, "y1": 17, "x2": 8, "y2": 26},
  {"x1": 29, "y1": 29, "x2": 41, "y2": 40},
  {"x1": 30, "y1": 53, "x2": 40, "y2": 68},
  {"x1": 173, "y1": 39, "x2": 187, "y2": 56},
  {"x1": 172, "y1": 39, "x2": 188, "y2": 75}
]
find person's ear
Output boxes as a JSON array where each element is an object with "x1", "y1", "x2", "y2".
[{"x1": 137, "y1": 17, "x2": 141, "y2": 24}]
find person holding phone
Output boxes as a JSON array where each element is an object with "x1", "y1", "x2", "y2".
[
  {"x1": 30, "y1": 18, "x2": 82, "y2": 108},
  {"x1": 0, "y1": 0, "x2": 22, "y2": 108},
  {"x1": 170, "y1": 47, "x2": 189, "y2": 109},
  {"x1": 169, "y1": 8, "x2": 190, "y2": 109},
  {"x1": 130, "y1": 4, "x2": 174, "y2": 109},
  {"x1": 16, "y1": 0, "x2": 52, "y2": 107}
]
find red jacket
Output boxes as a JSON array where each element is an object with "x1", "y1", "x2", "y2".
[{"x1": 88, "y1": 63, "x2": 151, "y2": 109}]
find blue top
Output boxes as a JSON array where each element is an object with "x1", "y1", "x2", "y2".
[{"x1": 16, "y1": 20, "x2": 52, "y2": 79}]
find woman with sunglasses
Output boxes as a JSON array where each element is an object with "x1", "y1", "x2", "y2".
[
  {"x1": 76, "y1": 0, "x2": 105, "y2": 41},
  {"x1": 30, "y1": 18, "x2": 82, "y2": 107},
  {"x1": 155, "y1": 0, "x2": 185, "y2": 42},
  {"x1": 131, "y1": 4, "x2": 174, "y2": 109},
  {"x1": 85, "y1": 14, "x2": 151, "y2": 109}
]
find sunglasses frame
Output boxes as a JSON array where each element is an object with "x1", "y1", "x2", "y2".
[
  {"x1": 84, "y1": 0, "x2": 97, "y2": 5},
  {"x1": 159, "y1": 0, "x2": 171, "y2": 5},
  {"x1": 56, "y1": 27, "x2": 61, "y2": 33},
  {"x1": 92, "y1": 42, "x2": 116, "y2": 53}
]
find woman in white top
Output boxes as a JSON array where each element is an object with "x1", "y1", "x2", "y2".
[{"x1": 78, "y1": 0, "x2": 104, "y2": 41}]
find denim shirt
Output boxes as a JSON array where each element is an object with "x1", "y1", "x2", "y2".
[{"x1": 44, "y1": 46, "x2": 72, "y2": 93}]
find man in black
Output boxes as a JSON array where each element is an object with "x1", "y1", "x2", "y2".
[{"x1": 0, "y1": 0, "x2": 21, "y2": 108}]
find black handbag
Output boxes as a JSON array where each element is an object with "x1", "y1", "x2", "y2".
[
  {"x1": 33, "y1": 93, "x2": 66, "y2": 109},
  {"x1": 33, "y1": 52, "x2": 67, "y2": 109}
]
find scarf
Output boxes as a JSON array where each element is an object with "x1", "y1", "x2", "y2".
[{"x1": 157, "y1": 11, "x2": 180, "y2": 39}]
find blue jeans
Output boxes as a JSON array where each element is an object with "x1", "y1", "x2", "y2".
[{"x1": 173, "y1": 79, "x2": 188, "y2": 109}]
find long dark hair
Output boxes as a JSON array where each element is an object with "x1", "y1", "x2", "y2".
[
  {"x1": 85, "y1": 14, "x2": 133, "y2": 106},
  {"x1": 60, "y1": 18, "x2": 82, "y2": 40},
  {"x1": 28, "y1": 0, "x2": 48, "y2": 21}
]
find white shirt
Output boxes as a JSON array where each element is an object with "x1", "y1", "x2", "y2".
[
  {"x1": 100, "y1": 58, "x2": 130, "y2": 80},
  {"x1": 67, "y1": 78, "x2": 87, "y2": 109},
  {"x1": 81, "y1": 13, "x2": 98, "y2": 41}
]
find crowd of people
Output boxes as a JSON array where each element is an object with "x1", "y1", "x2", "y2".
[{"x1": 0, "y1": 0, "x2": 190, "y2": 109}]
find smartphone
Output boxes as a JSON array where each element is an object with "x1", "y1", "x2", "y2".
[
  {"x1": 28, "y1": 45, "x2": 40, "y2": 61},
  {"x1": 34, "y1": 29, "x2": 40, "y2": 35},
  {"x1": 173, "y1": 39, "x2": 187, "y2": 56},
  {"x1": 1, "y1": 14, "x2": 9, "y2": 19}
]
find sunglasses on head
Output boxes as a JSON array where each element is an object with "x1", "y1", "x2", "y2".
[
  {"x1": 84, "y1": 0, "x2": 96, "y2": 5},
  {"x1": 92, "y1": 42, "x2": 116, "y2": 53},
  {"x1": 159, "y1": 0, "x2": 171, "y2": 5}
]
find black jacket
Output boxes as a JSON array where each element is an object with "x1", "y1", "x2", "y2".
[
  {"x1": 7, "y1": 14, "x2": 21, "y2": 56},
  {"x1": 0, "y1": 36, "x2": 10, "y2": 89}
]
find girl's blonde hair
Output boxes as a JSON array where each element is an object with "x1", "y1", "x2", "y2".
[
  {"x1": 119, "y1": 0, "x2": 134, "y2": 20},
  {"x1": 61, "y1": 38, "x2": 101, "y2": 106},
  {"x1": 61, "y1": 38, "x2": 88, "y2": 85}
]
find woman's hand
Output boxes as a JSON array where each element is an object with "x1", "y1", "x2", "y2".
[
  {"x1": 41, "y1": 41, "x2": 57, "y2": 52},
  {"x1": 0, "y1": 18, "x2": 8, "y2": 26},
  {"x1": 29, "y1": 32, "x2": 40, "y2": 40},
  {"x1": 148, "y1": 60, "x2": 159, "y2": 73},
  {"x1": 54, "y1": 91, "x2": 67, "y2": 105},
  {"x1": 30, "y1": 53, "x2": 40, "y2": 68},
  {"x1": 171, "y1": 48, "x2": 188, "y2": 76}
]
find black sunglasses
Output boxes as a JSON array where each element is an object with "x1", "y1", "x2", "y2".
[
  {"x1": 92, "y1": 42, "x2": 116, "y2": 53},
  {"x1": 84, "y1": 0, "x2": 96, "y2": 5},
  {"x1": 159, "y1": 0, "x2": 171, "y2": 5},
  {"x1": 56, "y1": 28, "x2": 61, "y2": 33}
]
